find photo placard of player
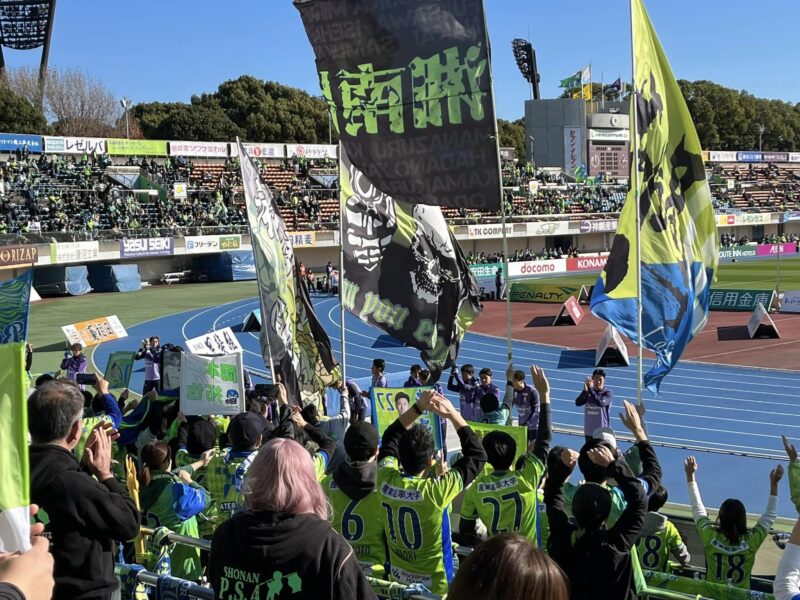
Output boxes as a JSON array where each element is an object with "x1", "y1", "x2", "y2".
[
  {"x1": 104, "y1": 351, "x2": 136, "y2": 389},
  {"x1": 371, "y1": 386, "x2": 443, "y2": 450}
]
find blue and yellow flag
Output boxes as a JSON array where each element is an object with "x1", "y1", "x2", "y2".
[
  {"x1": 590, "y1": 0, "x2": 718, "y2": 393},
  {"x1": 0, "y1": 270, "x2": 32, "y2": 343}
]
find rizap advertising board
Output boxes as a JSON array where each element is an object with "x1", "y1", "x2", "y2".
[{"x1": 508, "y1": 282, "x2": 578, "y2": 303}]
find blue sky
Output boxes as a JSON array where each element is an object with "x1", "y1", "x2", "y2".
[{"x1": 3, "y1": 0, "x2": 798, "y2": 121}]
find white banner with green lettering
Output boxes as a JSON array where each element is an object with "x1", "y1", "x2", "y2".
[{"x1": 180, "y1": 352, "x2": 245, "y2": 416}]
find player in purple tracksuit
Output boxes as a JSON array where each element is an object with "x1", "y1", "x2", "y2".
[
  {"x1": 59, "y1": 343, "x2": 87, "y2": 382},
  {"x1": 471, "y1": 368, "x2": 499, "y2": 423},
  {"x1": 575, "y1": 368, "x2": 613, "y2": 443},
  {"x1": 510, "y1": 367, "x2": 540, "y2": 442},
  {"x1": 447, "y1": 364, "x2": 479, "y2": 421},
  {"x1": 135, "y1": 336, "x2": 163, "y2": 394}
]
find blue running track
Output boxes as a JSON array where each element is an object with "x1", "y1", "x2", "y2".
[{"x1": 93, "y1": 292, "x2": 800, "y2": 516}]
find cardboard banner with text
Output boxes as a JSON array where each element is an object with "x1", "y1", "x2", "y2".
[
  {"x1": 371, "y1": 386, "x2": 442, "y2": 450},
  {"x1": 61, "y1": 315, "x2": 127, "y2": 347},
  {"x1": 185, "y1": 327, "x2": 243, "y2": 355},
  {"x1": 179, "y1": 352, "x2": 245, "y2": 416}
]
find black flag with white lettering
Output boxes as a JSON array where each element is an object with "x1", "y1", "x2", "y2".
[
  {"x1": 295, "y1": 0, "x2": 501, "y2": 211},
  {"x1": 339, "y1": 146, "x2": 482, "y2": 380}
]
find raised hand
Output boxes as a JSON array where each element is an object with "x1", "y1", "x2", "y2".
[
  {"x1": 560, "y1": 448, "x2": 579, "y2": 469},
  {"x1": 684, "y1": 456, "x2": 698, "y2": 482},
  {"x1": 530, "y1": 365, "x2": 550, "y2": 400},
  {"x1": 587, "y1": 445, "x2": 615, "y2": 467},
  {"x1": 783, "y1": 435, "x2": 797, "y2": 462},
  {"x1": 619, "y1": 400, "x2": 646, "y2": 442}
]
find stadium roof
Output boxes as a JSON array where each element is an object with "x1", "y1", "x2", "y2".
[{"x1": 0, "y1": 0, "x2": 54, "y2": 50}]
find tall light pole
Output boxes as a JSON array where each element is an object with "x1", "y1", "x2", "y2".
[
  {"x1": 757, "y1": 123, "x2": 765, "y2": 152},
  {"x1": 120, "y1": 97, "x2": 132, "y2": 139}
]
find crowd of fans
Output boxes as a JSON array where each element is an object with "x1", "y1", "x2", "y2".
[
  {"x1": 5, "y1": 346, "x2": 800, "y2": 600},
  {"x1": 467, "y1": 246, "x2": 580, "y2": 265},
  {"x1": 4, "y1": 150, "x2": 800, "y2": 242}
]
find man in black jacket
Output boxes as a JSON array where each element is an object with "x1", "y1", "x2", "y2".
[
  {"x1": 545, "y1": 400, "x2": 661, "y2": 600},
  {"x1": 28, "y1": 381, "x2": 141, "y2": 600}
]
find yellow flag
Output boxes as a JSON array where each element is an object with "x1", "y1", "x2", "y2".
[
  {"x1": 582, "y1": 83, "x2": 592, "y2": 101},
  {"x1": 590, "y1": 0, "x2": 718, "y2": 393}
]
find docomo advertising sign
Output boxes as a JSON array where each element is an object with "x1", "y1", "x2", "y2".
[
  {"x1": 756, "y1": 243, "x2": 796, "y2": 257},
  {"x1": 507, "y1": 259, "x2": 566, "y2": 278},
  {"x1": 119, "y1": 237, "x2": 174, "y2": 258},
  {"x1": 169, "y1": 141, "x2": 228, "y2": 157},
  {"x1": 229, "y1": 143, "x2": 286, "y2": 159},
  {"x1": 285, "y1": 143, "x2": 337, "y2": 159},
  {"x1": 566, "y1": 255, "x2": 608, "y2": 272},
  {"x1": 781, "y1": 291, "x2": 800, "y2": 313}
]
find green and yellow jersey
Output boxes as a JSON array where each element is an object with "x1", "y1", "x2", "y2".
[
  {"x1": 322, "y1": 474, "x2": 387, "y2": 573},
  {"x1": 377, "y1": 456, "x2": 463, "y2": 595},
  {"x1": 637, "y1": 520, "x2": 685, "y2": 572},
  {"x1": 460, "y1": 453, "x2": 545, "y2": 545}
]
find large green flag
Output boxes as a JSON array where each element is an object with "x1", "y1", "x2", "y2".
[
  {"x1": 238, "y1": 140, "x2": 340, "y2": 408},
  {"x1": 559, "y1": 71, "x2": 581, "y2": 88},
  {"x1": 0, "y1": 342, "x2": 30, "y2": 552},
  {"x1": 590, "y1": 0, "x2": 718, "y2": 393}
]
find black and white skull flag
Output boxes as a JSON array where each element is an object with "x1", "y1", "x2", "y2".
[
  {"x1": 295, "y1": 0, "x2": 501, "y2": 211},
  {"x1": 340, "y1": 145, "x2": 481, "y2": 379},
  {"x1": 239, "y1": 140, "x2": 340, "y2": 408}
]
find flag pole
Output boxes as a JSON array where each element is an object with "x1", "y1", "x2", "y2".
[
  {"x1": 483, "y1": 0, "x2": 512, "y2": 366},
  {"x1": 337, "y1": 142, "x2": 347, "y2": 383},
  {"x1": 629, "y1": 0, "x2": 643, "y2": 406}
]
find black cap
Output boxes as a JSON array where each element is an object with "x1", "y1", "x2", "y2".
[
  {"x1": 344, "y1": 422, "x2": 380, "y2": 460},
  {"x1": 228, "y1": 412, "x2": 265, "y2": 450},
  {"x1": 592, "y1": 368, "x2": 606, "y2": 377},
  {"x1": 572, "y1": 482, "x2": 612, "y2": 528},
  {"x1": 187, "y1": 419, "x2": 217, "y2": 455},
  {"x1": 372, "y1": 358, "x2": 385, "y2": 369}
]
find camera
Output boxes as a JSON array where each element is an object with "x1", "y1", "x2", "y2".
[{"x1": 76, "y1": 373, "x2": 98, "y2": 386}]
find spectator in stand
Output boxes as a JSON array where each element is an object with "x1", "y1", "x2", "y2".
[
  {"x1": 446, "y1": 534, "x2": 569, "y2": 600},
  {"x1": 576, "y1": 369, "x2": 613, "y2": 443},
  {"x1": 135, "y1": 336, "x2": 163, "y2": 394},
  {"x1": 404, "y1": 364, "x2": 422, "y2": 387},
  {"x1": 545, "y1": 401, "x2": 660, "y2": 600},
  {"x1": 377, "y1": 390, "x2": 487, "y2": 594},
  {"x1": 361, "y1": 358, "x2": 387, "y2": 400},
  {"x1": 685, "y1": 455, "x2": 781, "y2": 589},
  {"x1": 322, "y1": 422, "x2": 388, "y2": 575},
  {"x1": 138, "y1": 441, "x2": 215, "y2": 580},
  {"x1": 495, "y1": 268, "x2": 503, "y2": 299},
  {"x1": 28, "y1": 380, "x2": 141, "y2": 600},
  {"x1": 208, "y1": 438, "x2": 378, "y2": 600},
  {"x1": 447, "y1": 363, "x2": 479, "y2": 421},
  {"x1": 636, "y1": 484, "x2": 691, "y2": 573},
  {"x1": 472, "y1": 367, "x2": 500, "y2": 422},
  {"x1": 58, "y1": 343, "x2": 87, "y2": 383},
  {"x1": 459, "y1": 365, "x2": 551, "y2": 546},
  {"x1": 510, "y1": 366, "x2": 540, "y2": 441}
]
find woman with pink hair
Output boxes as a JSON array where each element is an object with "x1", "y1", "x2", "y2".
[{"x1": 208, "y1": 437, "x2": 377, "y2": 600}]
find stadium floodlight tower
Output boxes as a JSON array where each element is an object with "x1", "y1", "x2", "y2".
[
  {"x1": 511, "y1": 38, "x2": 540, "y2": 100},
  {"x1": 0, "y1": 0, "x2": 57, "y2": 107}
]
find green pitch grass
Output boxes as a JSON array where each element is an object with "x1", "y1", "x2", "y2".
[{"x1": 28, "y1": 281, "x2": 258, "y2": 377}]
